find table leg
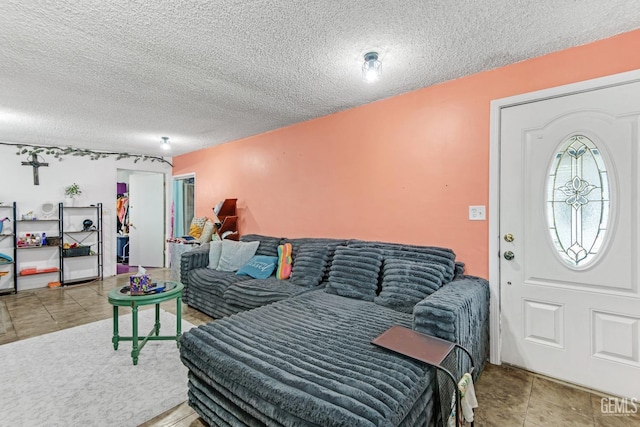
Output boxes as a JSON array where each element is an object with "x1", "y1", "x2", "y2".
[
  {"x1": 131, "y1": 304, "x2": 139, "y2": 365},
  {"x1": 155, "y1": 303, "x2": 160, "y2": 336},
  {"x1": 112, "y1": 305, "x2": 119, "y2": 350},
  {"x1": 176, "y1": 295, "x2": 182, "y2": 348}
]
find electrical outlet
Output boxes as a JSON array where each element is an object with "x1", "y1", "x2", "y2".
[{"x1": 469, "y1": 205, "x2": 486, "y2": 221}]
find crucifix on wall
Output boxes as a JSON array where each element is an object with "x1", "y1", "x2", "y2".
[{"x1": 21, "y1": 153, "x2": 49, "y2": 185}]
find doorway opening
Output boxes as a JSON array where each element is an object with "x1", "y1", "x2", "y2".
[
  {"x1": 116, "y1": 169, "x2": 166, "y2": 274},
  {"x1": 172, "y1": 175, "x2": 195, "y2": 238}
]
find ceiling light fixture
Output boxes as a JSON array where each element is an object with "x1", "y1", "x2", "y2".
[
  {"x1": 161, "y1": 136, "x2": 170, "y2": 150},
  {"x1": 362, "y1": 52, "x2": 382, "y2": 83}
]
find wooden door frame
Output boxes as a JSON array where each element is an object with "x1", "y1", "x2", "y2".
[{"x1": 488, "y1": 69, "x2": 640, "y2": 365}]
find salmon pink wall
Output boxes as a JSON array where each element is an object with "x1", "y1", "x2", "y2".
[{"x1": 173, "y1": 29, "x2": 640, "y2": 277}]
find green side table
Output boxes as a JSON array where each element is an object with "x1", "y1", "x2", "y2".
[{"x1": 108, "y1": 281, "x2": 184, "y2": 365}]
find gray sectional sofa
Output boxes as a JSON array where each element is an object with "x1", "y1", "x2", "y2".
[
  {"x1": 179, "y1": 234, "x2": 489, "y2": 426},
  {"x1": 179, "y1": 235, "x2": 347, "y2": 318}
]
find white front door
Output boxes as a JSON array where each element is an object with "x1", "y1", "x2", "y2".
[
  {"x1": 128, "y1": 173, "x2": 165, "y2": 267},
  {"x1": 500, "y1": 81, "x2": 640, "y2": 399}
]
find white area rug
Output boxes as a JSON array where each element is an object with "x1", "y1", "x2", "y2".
[{"x1": 0, "y1": 309, "x2": 195, "y2": 427}]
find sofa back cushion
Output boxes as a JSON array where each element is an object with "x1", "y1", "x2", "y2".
[
  {"x1": 374, "y1": 259, "x2": 446, "y2": 312},
  {"x1": 347, "y1": 240, "x2": 456, "y2": 282},
  {"x1": 324, "y1": 246, "x2": 383, "y2": 301},
  {"x1": 240, "y1": 234, "x2": 283, "y2": 257},
  {"x1": 289, "y1": 244, "x2": 331, "y2": 287},
  {"x1": 285, "y1": 237, "x2": 347, "y2": 257}
]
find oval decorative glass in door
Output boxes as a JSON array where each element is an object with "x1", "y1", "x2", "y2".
[{"x1": 546, "y1": 135, "x2": 610, "y2": 267}]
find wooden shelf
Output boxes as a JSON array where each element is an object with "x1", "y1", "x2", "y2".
[
  {"x1": 213, "y1": 199, "x2": 239, "y2": 241},
  {"x1": 19, "y1": 269, "x2": 60, "y2": 277}
]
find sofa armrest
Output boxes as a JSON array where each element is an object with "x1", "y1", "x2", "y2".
[
  {"x1": 180, "y1": 248, "x2": 210, "y2": 298},
  {"x1": 412, "y1": 275, "x2": 490, "y2": 378}
]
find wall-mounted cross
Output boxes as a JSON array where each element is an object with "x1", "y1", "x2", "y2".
[{"x1": 21, "y1": 153, "x2": 49, "y2": 185}]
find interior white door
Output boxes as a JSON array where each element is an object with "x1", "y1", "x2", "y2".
[
  {"x1": 128, "y1": 173, "x2": 165, "y2": 267},
  {"x1": 500, "y1": 81, "x2": 640, "y2": 399}
]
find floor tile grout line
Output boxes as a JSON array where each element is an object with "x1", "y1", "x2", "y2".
[
  {"x1": 167, "y1": 410, "x2": 197, "y2": 427},
  {"x1": 522, "y1": 369, "x2": 535, "y2": 426},
  {"x1": 8, "y1": 290, "x2": 57, "y2": 337},
  {"x1": 527, "y1": 373, "x2": 598, "y2": 426},
  {"x1": 34, "y1": 289, "x2": 67, "y2": 326},
  {"x1": 0, "y1": 300, "x2": 17, "y2": 336}
]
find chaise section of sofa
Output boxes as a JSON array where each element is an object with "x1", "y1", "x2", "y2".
[
  {"x1": 179, "y1": 234, "x2": 490, "y2": 426},
  {"x1": 180, "y1": 276, "x2": 489, "y2": 426},
  {"x1": 181, "y1": 290, "x2": 437, "y2": 427}
]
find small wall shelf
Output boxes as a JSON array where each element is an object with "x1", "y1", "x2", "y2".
[
  {"x1": 213, "y1": 198, "x2": 239, "y2": 241},
  {"x1": 19, "y1": 270, "x2": 60, "y2": 277}
]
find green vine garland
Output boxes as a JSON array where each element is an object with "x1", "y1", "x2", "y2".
[{"x1": 0, "y1": 141, "x2": 173, "y2": 167}]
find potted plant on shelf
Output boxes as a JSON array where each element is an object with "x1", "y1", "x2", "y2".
[{"x1": 64, "y1": 183, "x2": 82, "y2": 207}]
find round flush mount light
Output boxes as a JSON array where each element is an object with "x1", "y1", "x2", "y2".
[
  {"x1": 362, "y1": 52, "x2": 382, "y2": 83},
  {"x1": 161, "y1": 136, "x2": 170, "y2": 150}
]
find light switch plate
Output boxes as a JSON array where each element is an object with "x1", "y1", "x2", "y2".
[{"x1": 469, "y1": 205, "x2": 486, "y2": 221}]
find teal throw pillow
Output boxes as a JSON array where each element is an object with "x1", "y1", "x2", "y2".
[{"x1": 236, "y1": 255, "x2": 278, "y2": 279}]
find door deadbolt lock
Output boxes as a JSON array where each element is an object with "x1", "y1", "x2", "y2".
[
  {"x1": 504, "y1": 233, "x2": 514, "y2": 242},
  {"x1": 503, "y1": 251, "x2": 515, "y2": 261}
]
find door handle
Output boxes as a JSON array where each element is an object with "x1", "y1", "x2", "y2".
[{"x1": 504, "y1": 251, "x2": 515, "y2": 261}]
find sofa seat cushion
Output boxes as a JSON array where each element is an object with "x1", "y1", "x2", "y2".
[
  {"x1": 223, "y1": 277, "x2": 313, "y2": 310},
  {"x1": 188, "y1": 268, "x2": 251, "y2": 299}
]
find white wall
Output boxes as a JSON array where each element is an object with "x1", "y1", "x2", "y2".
[{"x1": 0, "y1": 144, "x2": 172, "y2": 290}]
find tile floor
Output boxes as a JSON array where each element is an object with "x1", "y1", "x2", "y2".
[{"x1": 1, "y1": 271, "x2": 638, "y2": 427}]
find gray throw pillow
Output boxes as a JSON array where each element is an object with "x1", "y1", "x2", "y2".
[
  {"x1": 216, "y1": 240, "x2": 260, "y2": 272},
  {"x1": 374, "y1": 259, "x2": 446, "y2": 312},
  {"x1": 290, "y1": 244, "x2": 330, "y2": 287},
  {"x1": 325, "y1": 246, "x2": 383, "y2": 301},
  {"x1": 208, "y1": 241, "x2": 223, "y2": 269}
]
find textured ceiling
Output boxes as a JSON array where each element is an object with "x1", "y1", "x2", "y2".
[{"x1": 0, "y1": 1, "x2": 639, "y2": 158}]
